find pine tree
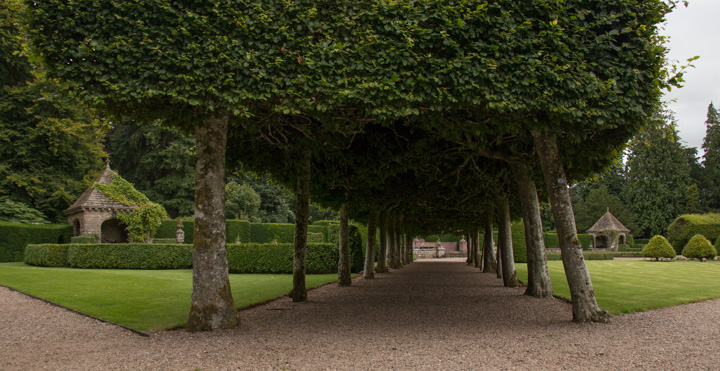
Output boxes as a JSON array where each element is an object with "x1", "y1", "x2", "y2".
[{"x1": 701, "y1": 102, "x2": 720, "y2": 210}]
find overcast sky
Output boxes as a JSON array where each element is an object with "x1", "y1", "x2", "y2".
[{"x1": 662, "y1": 0, "x2": 720, "y2": 155}]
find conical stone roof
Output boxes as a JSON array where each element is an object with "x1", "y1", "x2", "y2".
[{"x1": 586, "y1": 209, "x2": 630, "y2": 233}]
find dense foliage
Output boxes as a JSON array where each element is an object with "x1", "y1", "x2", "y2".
[
  {"x1": 624, "y1": 121, "x2": 690, "y2": 237},
  {"x1": 1, "y1": 2, "x2": 106, "y2": 223},
  {"x1": 641, "y1": 235, "x2": 676, "y2": 261},
  {"x1": 109, "y1": 123, "x2": 196, "y2": 218},
  {"x1": 0, "y1": 221, "x2": 72, "y2": 262},
  {"x1": 681, "y1": 234, "x2": 717, "y2": 260}
]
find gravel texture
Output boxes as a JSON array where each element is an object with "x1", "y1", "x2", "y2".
[{"x1": 2, "y1": 257, "x2": 719, "y2": 370}]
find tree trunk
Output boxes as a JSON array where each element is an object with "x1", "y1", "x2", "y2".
[
  {"x1": 338, "y1": 203, "x2": 352, "y2": 286},
  {"x1": 496, "y1": 219, "x2": 502, "y2": 279},
  {"x1": 514, "y1": 164, "x2": 553, "y2": 298},
  {"x1": 187, "y1": 114, "x2": 238, "y2": 332},
  {"x1": 288, "y1": 148, "x2": 311, "y2": 302},
  {"x1": 389, "y1": 217, "x2": 402, "y2": 269},
  {"x1": 532, "y1": 130, "x2": 609, "y2": 322},
  {"x1": 363, "y1": 211, "x2": 377, "y2": 279},
  {"x1": 482, "y1": 214, "x2": 497, "y2": 274},
  {"x1": 405, "y1": 232, "x2": 413, "y2": 264},
  {"x1": 399, "y1": 221, "x2": 407, "y2": 266},
  {"x1": 473, "y1": 227, "x2": 481, "y2": 268},
  {"x1": 497, "y1": 195, "x2": 519, "y2": 287},
  {"x1": 466, "y1": 230, "x2": 473, "y2": 264},
  {"x1": 376, "y1": 210, "x2": 389, "y2": 273}
]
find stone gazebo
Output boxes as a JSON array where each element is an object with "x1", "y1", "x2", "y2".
[
  {"x1": 63, "y1": 163, "x2": 137, "y2": 243},
  {"x1": 586, "y1": 209, "x2": 630, "y2": 251}
]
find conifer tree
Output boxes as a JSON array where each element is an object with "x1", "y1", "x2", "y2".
[{"x1": 701, "y1": 102, "x2": 720, "y2": 210}]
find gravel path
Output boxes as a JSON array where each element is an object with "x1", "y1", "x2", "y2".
[{"x1": 2, "y1": 258, "x2": 719, "y2": 370}]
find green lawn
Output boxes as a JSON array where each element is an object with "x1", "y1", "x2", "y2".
[
  {"x1": 0, "y1": 262, "x2": 341, "y2": 332},
  {"x1": 516, "y1": 260, "x2": 720, "y2": 314}
]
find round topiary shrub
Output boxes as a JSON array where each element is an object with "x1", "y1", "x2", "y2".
[
  {"x1": 641, "y1": 235, "x2": 676, "y2": 261},
  {"x1": 681, "y1": 234, "x2": 717, "y2": 260}
]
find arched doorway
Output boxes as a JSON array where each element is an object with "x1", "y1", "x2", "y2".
[
  {"x1": 595, "y1": 235, "x2": 609, "y2": 249},
  {"x1": 72, "y1": 219, "x2": 82, "y2": 236},
  {"x1": 101, "y1": 219, "x2": 128, "y2": 243}
]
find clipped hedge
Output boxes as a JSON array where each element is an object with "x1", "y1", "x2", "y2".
[
  {"x1": 307, "y1": 232, "x2": 324, "y2": 244},
  {"x1": 641, "y1": 235, "x2": 676, "y2": 261},
  {"x1": 70, "y1": 234, "x2": 98, "y2": 244},
  {"x1": 634, "y1": 238, "x2": 650, "y2": 246},
  {"x1": 154, "y1": 219, "x2": 251, "y2": 243},
  {"x1": 511, "y1": 221, "x2": 527, "y2": 264},
  {"x1": 25, "y1": 242, "x2": 339, "y2": 273},
  {"x1": 546, "y1": 251, "x2": 615, "y2": 261},
  {"x1": 422, "y1": 234, "x2": 463, "y2": 242},
  {"x1": 226, "y1": 243, "x2": 337, "y2": 274},
  {"x1": 681, "y1": 234, "x2": 717, "y2": 260},
  {"x1": 668, "y1": 214, "x2": 720, "y2": 254},
  {"x1": 249, "y1": 223, "x2": 295, "y2": 243},
  {"x1": 0, "y1": 222, "x2": 73, "y2": 262},
  {"x1": 24, "y1": 244, "x2": 70, "y2": 267},
  {"x1": 152, "y1": 238, "x2": 177, "y2": 244},
  {"x1": 543, "y1": 232, "x2": 594, "y2": 250},
  {"x1": 67, "y1": 244, "x2": 193, "y2": 269}
]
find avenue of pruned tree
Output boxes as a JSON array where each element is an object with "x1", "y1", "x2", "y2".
[{"x1": 28, "y1": 0, "x2": 677, "y2": 329}]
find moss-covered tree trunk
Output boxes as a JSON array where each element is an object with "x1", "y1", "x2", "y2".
[
  {"x1": 187, "y1": 114, "x2": 238, "y2": 332},
  {"x1": 338, "y1": 203, "x2": 352, "y2": 286},
  {"x1": 363, "y1": 211, "x2": 377, "y2": 279},
  {"x1": 482, "y1": 215, "x2": 497, "y2": 274},
  {"x1": 514, "y1": 164, "x2": 553, "y2": 298},
  {"x1": 376, "y1": 210, "x2": 389, "y2": 273},
  {"x1": 533, "y1": 131, "x2": 609, "y2": 322},
  {"x1": 497, "y1": 195, "x2": 519, "y2": 287},
  {"x1": 288, "y1": 148, "x2": 311, "y2": 302}
]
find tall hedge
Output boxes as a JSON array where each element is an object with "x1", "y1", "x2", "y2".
[
  {"x1": 25, "y1": 242, "x2": 339, "y2": 273},
  {"x1": 154, "y1": 219, "x2": 251, "y2": 243},
  {"x1": 511, "y1": 221, "x2": 527, "y2": 264},
  {"x1": 249, "y1": 223, "x2": 295, "y2": 243},
  {"x1": 0, "y1": 222, "x2": 73, "y2": 262},
  {"x1": 543, "y1": 232, "x2": 594, "y2": 250},
  {"x1": 668, "y1": 214, "x2": 720, "y2": 254}
]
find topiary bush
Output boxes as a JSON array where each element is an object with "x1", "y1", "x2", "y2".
[
  {"x1": 681, "y1": 234, "x2": 717, "y2": 260},
  {"x1": 641, "y1": 235, "x2": 676, "y2": 261}
]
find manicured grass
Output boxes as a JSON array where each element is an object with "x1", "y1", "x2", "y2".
[
  {"x1": 0, "y1": 262, "x2": 342, "y2": 332},
  {"x1": 516, "y1": 260, "x2": 720, "y2": 315}
]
